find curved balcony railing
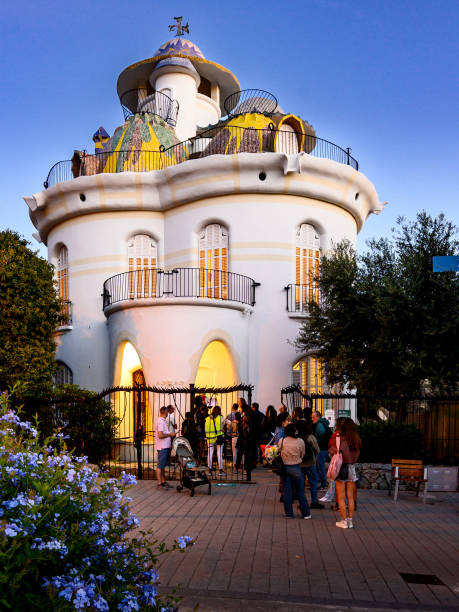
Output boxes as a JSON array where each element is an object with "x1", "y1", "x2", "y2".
[
  {"x1": 119, "y1": 88, "x2": 179, "y2": 125},
  {"x1": 57, "y1": 300, "x2": 72, "y2": 328},
  {"x1": 44, "y1": 126, "x2": 358, "y2": 188},
  {"x1": 102, "y1": 268, "x2": 260, "y2": 310},
  {"x1": 224, "y1": 89, "x2": 278, "y2": 117},
  {"x1": 284, "y1": 283, "x2": 322, "y2": 313}
]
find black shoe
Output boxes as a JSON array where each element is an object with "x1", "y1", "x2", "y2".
[
  {"x1": 161, "y1": 482, "x2": 172, "y2": 489},
  {"x1": 310, "y1": 502, "x2": 325, "y2": 510}
]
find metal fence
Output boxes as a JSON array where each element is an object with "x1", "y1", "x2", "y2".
[
  {"x1": 102, "y1": 268, "x2": 259, "y2": 310},
  {"x1": 44, "y1": 126, "x2": 359, "y2": 188},
  {"x1": 98, "y1": 384, "x2": 254, "y2": 481},
  {"x1": 280, "y1": 387, "x2": 459, "y2": 465}
]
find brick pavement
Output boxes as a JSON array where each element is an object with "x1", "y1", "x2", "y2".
[{"x1": 128, "y1": 471, "x2": 459, "y2": 611}]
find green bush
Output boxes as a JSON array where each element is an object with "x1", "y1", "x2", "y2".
[
  {"x1": 0, "y1": 391, "x2": 193, "y2": 610},
  {"x1": 15, "y1": 385, "x2": 118, "y2": 467},
  {"x1": 358, "y1": 421, "x2": 425, "y2": 463}
]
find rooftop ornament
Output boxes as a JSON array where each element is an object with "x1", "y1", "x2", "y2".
[
  {"x1": 169, "y1": 16, "x2": 190, "y2": 36},
  {"x1": 224, "y1": 89, "x2": 278, "y2": 118}
]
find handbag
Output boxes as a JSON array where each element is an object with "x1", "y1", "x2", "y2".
[
  {"x1": 271, "y1": 439, "x2": 285, "y2": 475},
  {"x1": 327, "y1": 435, "x2": 343, "y2": 480},
  {"x1": 213, "y1": 416, "x2": 224, "y2": 445}
]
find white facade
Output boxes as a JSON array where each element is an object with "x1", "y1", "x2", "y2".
[{"x1": 25, "y1": 36, "x2": 384, "y2": 409}]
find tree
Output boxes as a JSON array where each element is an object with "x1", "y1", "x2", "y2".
[
  {"x1": 295, "y1": 212, "x2": 459, "y2": 395},
  {"x1": 0, "y1": 230, "x2": 61, "y2": 393}
]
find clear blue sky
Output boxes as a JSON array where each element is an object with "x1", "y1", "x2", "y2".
[{"x1": 1, "y1": 0, "x2": 458, "y2": 257}]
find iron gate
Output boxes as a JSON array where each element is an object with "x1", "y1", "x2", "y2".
[
  {"x1": 98, "y1": 383, "x2": 253, "y2": 480},
  {"x1": 280, "y1": 386, "x2": 459, "y2": 465}
]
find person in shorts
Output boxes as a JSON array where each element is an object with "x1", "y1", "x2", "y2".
[
  {"x1": 155, "y1": 405, "x2": 176, "y2": 489},
  {"x1": 328, "y1": 417, "x2": 361, "y2": 529}
]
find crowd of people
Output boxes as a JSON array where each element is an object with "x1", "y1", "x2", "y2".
[{"x1": 154, "y1": 397, "x2": 361, "y2": 529}]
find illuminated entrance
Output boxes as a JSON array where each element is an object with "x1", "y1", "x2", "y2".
[
  {"x1": 116, "y1": 342, "x2": 151, "y2": 440},
  {"x1": 195, "y1": 340, "x2": 236, "y2": 388}
]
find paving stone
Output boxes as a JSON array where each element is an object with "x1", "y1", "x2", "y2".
[{"x1": 128, "y1": 471, "x2": 459, "y2": 611}]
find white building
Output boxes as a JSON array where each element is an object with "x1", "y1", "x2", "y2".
[{"x1": 25, "y1": 33, "x2": 384, "y2": 411}]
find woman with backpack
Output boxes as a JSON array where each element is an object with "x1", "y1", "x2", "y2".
[
  {"x1": 205, "y1": 405, "x2": 225, "y2": 475},
  {"x1": 296, "y1": 420, "x2": 324, "y2": 510},
  {"x1": 329, "y1": 417, "x2": 361, "y2": 529}
]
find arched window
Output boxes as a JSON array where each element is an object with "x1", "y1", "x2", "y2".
[
  {"x1": 292, "y1": 356, "x2": 324, "y2": 394},
  {"x1": 127, "y1": 234, "x2": 157, "y2": 298},
  {"x1": 54, "y1": 361, "x2": 73, "y2": 386},
  {"x1": 277, "y1": 124, "x2": 299, "y2": 155},
  {"x1": 198, "y1": 77, "x2": 212, "y2": 98},
  {"x1": 57, "y1": 245, "x2": 71, "y2": 322},
  {"x1": 292, "y1": 356, "x2": 324, "y2": 411},
  {"x1": 295, "y1": 223, "x2": 320, "y2": 310},
  {"x1": 199, "y1": 224, "x2": 228, "y2": 299}
]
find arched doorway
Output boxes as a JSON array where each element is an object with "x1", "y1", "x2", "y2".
[
  {"x1": 116, "y1": 342, "x2": 151, "y2": 440},
  {"x1": 132, "y1": 369, "x2": 147, "y2": 442},
  {"x1": 195, "y1": 340, "x2": 236, "y2": 388}
]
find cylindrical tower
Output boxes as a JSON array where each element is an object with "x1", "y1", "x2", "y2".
[{"x1": 25, "y1": 31, "x2": 385, "y2": 409}]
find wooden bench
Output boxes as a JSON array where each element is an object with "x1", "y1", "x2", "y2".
[{"x1": 388, "y1": 459, "x2": 428, "y2": 503}]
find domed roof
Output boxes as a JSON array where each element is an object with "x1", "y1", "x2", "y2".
[
  {"x1": 155, "y1": 37, "x2": 205, "y2": 59},
  {"x1": 100, "y1": 114, "x2": 188, "y2": 172}
]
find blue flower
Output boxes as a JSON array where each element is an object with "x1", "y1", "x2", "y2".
[
  {"x1": 120, "y1": 472, "x2": 137, "y2": 487},
  {"x1": 177, "y1": 535, "x2": 194, "y2": 549}
]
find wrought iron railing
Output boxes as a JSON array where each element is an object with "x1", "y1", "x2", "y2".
[
  {"x1": 44, "y1": 126, "x2": 359, "y2": 188},
  {"x1": 102, "y1": 268, "x2": 260, "y2": 310},
  {"x1": 284, "y1": 283, "x2": 322, "y2": 312},
  {"x1": 280, "y1": 388, "x2": 459, "y2": 465},
  {"x1": 57, "y1": 300, "x2": 72, "y2": 327},
  {"x1": 224, "y1": 88, "x2": 278, "y2": 116},
  {"x1": 119, "y1": 88, "x2": 179, "y2": 125}
]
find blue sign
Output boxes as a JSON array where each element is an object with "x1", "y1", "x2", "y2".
[{"x1": 433, "y1": 256, "x2": 459, "y2": 272}]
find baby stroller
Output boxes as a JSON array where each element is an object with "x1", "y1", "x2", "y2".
[{"x1": 172, "y1": 436, "x2": 212, "y2": 497}]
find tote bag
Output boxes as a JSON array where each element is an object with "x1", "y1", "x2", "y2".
[
  {"x1": 327, "y1": 435, "x2": 343, "y2": 480},
  {"x1": 271, "y1": 439, "x2": 285, "y2": 475}
]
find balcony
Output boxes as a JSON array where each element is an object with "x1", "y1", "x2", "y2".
[
  {"x1": 119, "y1": 88, "x2": 179, "y2": 126},
  {"x1": 57, "y1": 300, "x2": 73, "y2": 330},
  {"x1": 44, "y1": 125, "x2": 358, "y2": 188},
  {"x1": 284, "y1": 283, "x2": 322, "y2": 315},
  {"x1": 102, "y1": 268, "x2": 259, "y2": 312}
]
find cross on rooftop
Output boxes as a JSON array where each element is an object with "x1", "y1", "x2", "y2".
[{"x1": 169, "y1": 16, "x2": 189, "y2": 37}]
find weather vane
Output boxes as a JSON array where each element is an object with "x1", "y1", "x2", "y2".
[{"x1": 169, "y1": 16, "x2": 189, "y2": 37}]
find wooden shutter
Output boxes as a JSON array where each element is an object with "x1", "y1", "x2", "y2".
[
  {"x1": 199, "y1": 224, "x2": 229, "y2": 299},
  {"x1": 295, "y1": 224, "x2": 320, "y2": 309},
  {"x1": 127, "y1": 235, "x2": 157, "y2": 298}
]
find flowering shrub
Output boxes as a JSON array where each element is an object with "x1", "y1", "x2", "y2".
[
  {"x1": 0, "y1": 391, "x2": 193, "y2": 610},
  {"x1": 16, "y1": 384, "x2": 119, "y2": 467}
]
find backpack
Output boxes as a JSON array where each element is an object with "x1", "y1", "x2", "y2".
[
  {"x1": 317, "y1": 422, "x2": 333, "y2": 450},
  {"x1": 323, "y1": 425, "x2": 333, "y2": 447},
  {"x1": 303, "y1": 439, "x2": 314, "y2": 462}
]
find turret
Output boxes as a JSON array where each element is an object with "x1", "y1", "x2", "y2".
[{"x1": 116, "y1": 28, "x2": 240, "y2": 141}]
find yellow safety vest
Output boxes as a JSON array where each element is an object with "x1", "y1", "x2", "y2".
[{"x1": 205, "y1": 415, "x2": 223, "y2": 444}]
